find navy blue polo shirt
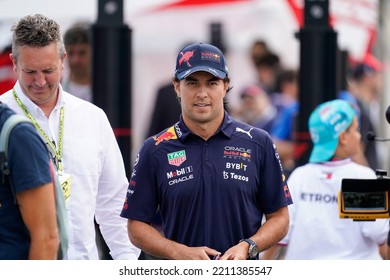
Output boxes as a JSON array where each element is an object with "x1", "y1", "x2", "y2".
[
  {"x1": 0, "y1": 105, "x2": 53, "y2": 260},
  {"x1": 121, "y1": 112, "x2": 292, "y2": 254}
]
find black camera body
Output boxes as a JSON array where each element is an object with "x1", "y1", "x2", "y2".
[{"x1": 339, "y1": 170, "x2": 390, "y2": 221}]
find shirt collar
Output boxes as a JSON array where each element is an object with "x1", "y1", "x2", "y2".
[
  {"x1": 320, "y1": 158, "x2": 352, "y2": 166},
  {"x1": 174, "y1": 111, "x2": 235, "y2": 142},
  {"x1": 14, "y1": 81, "x2": 65, "y2": 116}
]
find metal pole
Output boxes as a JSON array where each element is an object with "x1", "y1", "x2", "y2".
[
  {"x1": 294, "y1": 0, "x2": 338, "y2": 166},
  {"x1": 92, "y1": 0, "x2": 132, "y2": 178}
]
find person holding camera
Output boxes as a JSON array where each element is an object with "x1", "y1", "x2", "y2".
[{"x1": 263, "y1": 99, "x2": 388, "y2": 259}]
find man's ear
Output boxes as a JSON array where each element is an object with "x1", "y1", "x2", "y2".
[
  {"x1": 338, "y1": 130, "x2": 348, "y2": 146},
  {"x1": 172, "y1": 80, "x2": 180, "y2": 98}
]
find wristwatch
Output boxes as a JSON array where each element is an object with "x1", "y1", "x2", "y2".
[{"x1": 239, "y1": 238, "x2": 259, "y2": 259}]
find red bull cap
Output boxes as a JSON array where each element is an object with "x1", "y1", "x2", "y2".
[{"x1": 174, "y1": 43, "x2": 228, "y2": 80}]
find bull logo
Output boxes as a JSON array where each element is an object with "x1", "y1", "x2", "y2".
[
  {"x1": 179, "y1": 50, "x2": 195, "y2": 67},
  {"x1": 153, "y1": 126, "x2": 177, "y2": 145}
]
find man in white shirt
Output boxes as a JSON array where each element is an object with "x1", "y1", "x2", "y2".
[{"x1": 1, "y1": 13, "x2": 140, "y2": 259}]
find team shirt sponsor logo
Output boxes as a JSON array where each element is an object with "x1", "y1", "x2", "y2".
[
  {"x1": 130, "y1": 153, "x2": 139, "y2": 179},
  {"x1": 168, "y1": 174, "x2": 194, "y2": 185},
  {"x1": 320, "y1": 172, "x2": 333, "y2": 179},
  {"x1": 273, "y1": 143, "x2": 286, "y2": 182},
  {"x1": 133, "y1": 153, "x2": 139, "y2": 167},
  {"x1": 225, "y1": 162, "x2": 248, "y2": 171},
  {"x1": 167, "y1": 150, "x2": 187, "y2": 166},
  {"x1": 223, "y1": 171, "x2": 249, "y2": 182},
  {"x1": 122, "y1": 198, "x2": 128, "y2": 210},
  {"x1": 167, "y1": 166, "x2": 193, "y2": 179},
  {"x1": 153, "y1": 126, "x2": 177, "y2": 145},
  {"x1": 235, "y1": 127, "x2": 253, "y2": 138},
  {"x1": 127, "y1": 189, "x2": 134, "y2": 195},
  {"x1": 223, "y1": 146, "x2": 251, "y2": 162},
  {"x1": 284, "y1": 184, "x2": 291, "y2": 198},
  {"x1": 174, "y1": 123, "x2": 182, "y2": 138},
  {"x1": 301, "y1": 192, "x2": 338, "y2": 204},
  {"x1": 273, "y1": 144, "x2": 283, "y2": 171},
  {"x1": 167, "y1": 165, "x2": 194, "y2": 185}
]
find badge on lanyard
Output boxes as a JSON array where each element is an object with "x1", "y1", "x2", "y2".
[{"x1": 58, "y1": 173, "x2": 71, "y2": 208}]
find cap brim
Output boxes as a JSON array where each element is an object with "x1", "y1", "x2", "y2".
[
  {"x1": 309, "y1": 139, "x2": 338, "y2": 163},
  {"x1": 176, "y1": 66, "x2": 227, "y2": 80}
]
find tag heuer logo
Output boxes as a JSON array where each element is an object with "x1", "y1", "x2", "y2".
[{"x1": 167, "y1": 150, "x2": 186, "y2": 166}]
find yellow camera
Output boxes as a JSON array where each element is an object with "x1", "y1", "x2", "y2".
[{"x1": 339, "y1": 173, "x2": 390, "y2": 221}]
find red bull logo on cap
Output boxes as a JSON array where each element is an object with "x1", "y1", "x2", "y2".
[
  {"x1": 201, "y1": 51, "x2": 221, "y2": 63},
  {"x1": 153, "y1": 126, "x2": 177, "y2": 145}
]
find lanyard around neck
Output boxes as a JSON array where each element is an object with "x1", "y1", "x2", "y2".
[{"x1": 12, "y1": 89, "x2": 65, "y2": 172}]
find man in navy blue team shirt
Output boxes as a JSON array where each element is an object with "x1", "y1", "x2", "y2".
[{"x1": 121, "y1": 43, "x2": 292, "y2": 260}]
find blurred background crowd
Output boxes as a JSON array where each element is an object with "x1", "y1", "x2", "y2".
[{"x1": 1, "y1": 0, "x2": 390, "y2": 173}]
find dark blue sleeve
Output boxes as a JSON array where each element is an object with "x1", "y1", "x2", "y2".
[
  {"x1": 258, "y1": 135, "x2": 293, "y2": 214},
  {"x1": 120, "y1": 139, "x2": 159, "y2": 223},
  {"x1": 8, "y1": 123, "x2": 53, "y2": 193}
]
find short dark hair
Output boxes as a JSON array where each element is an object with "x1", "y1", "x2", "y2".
[
  {"x1": 254, "y1": 53, "x2": 280, "y2": 68},
  {"x1": 64, "y1": 23, "x2": 90, "y2": 46},
  {"x1": 349, "y1": 63, "x2": 376, "y2": 81},
  {"x1": 275, "y1": 70, "x2": 298, "y2": 93}
]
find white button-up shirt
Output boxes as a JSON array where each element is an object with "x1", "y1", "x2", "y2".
[{"x1": 1, "y1": 82, "x2": 140, "y2": 259}]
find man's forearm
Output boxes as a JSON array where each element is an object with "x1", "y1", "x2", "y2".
[
  {"x1": 128, "y1": 219, "x2": 186, "y2": 259},
  {"x1": 252, "y1": 206, "x2": 289, "y2": 252}
]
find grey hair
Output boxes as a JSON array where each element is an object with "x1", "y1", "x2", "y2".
[{"x1": 11, "y1": 14, "x2": 65, "y2": 60}]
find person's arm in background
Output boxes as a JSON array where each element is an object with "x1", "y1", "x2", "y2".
[
  {"x1": 9, "y1": 121, "x2": 60, "y2": 260},
  {"x1": 17, "y1": 182, "x2": 59, "y2": 259}
]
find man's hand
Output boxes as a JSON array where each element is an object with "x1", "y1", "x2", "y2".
[
  {"x1": 177, "y1": 246, "x2": 221, "y2": 260},
  {"x1": 219, "y1": 242, "x2": 248, "y2": 260}
]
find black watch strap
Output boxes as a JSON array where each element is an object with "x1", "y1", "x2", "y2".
[{"x1": 239, "y1": 238, "x2": 259, "y2": 259}]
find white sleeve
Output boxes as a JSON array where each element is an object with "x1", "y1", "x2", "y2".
[
  {"x1": 360, "y1": 218, "x2": 390, "y2": 245},
  {"x1": 94, "y1": 112, "x2": 140, "y2": 260}
]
